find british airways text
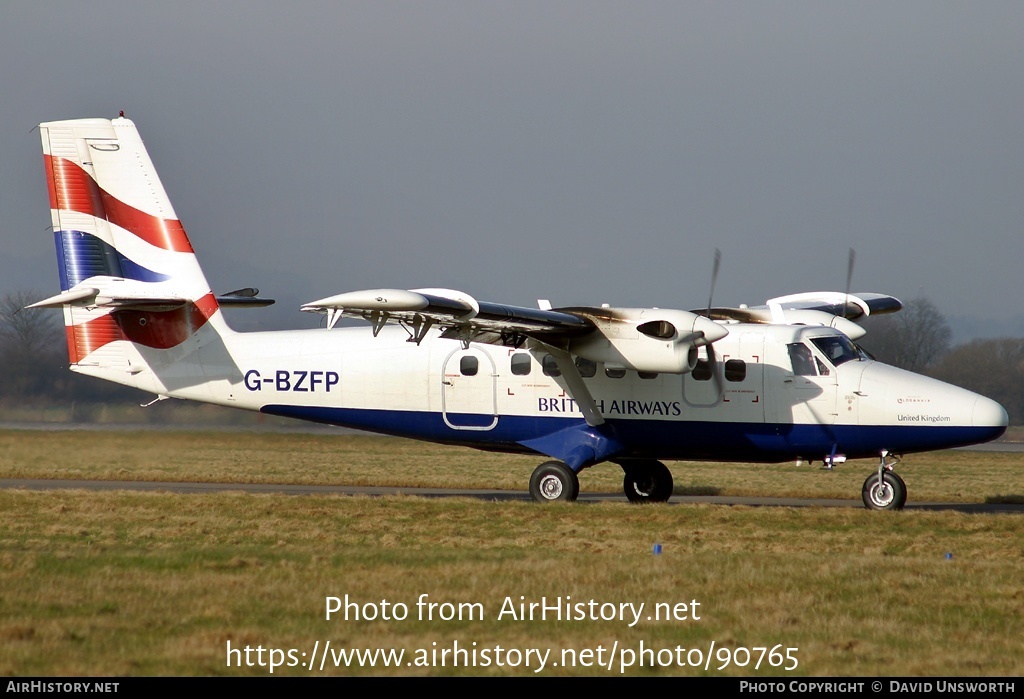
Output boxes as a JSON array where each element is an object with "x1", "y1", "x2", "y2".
[
  {"x1": 243, "y1": 369, "x2": 340, "y2": 392},
  {"x1": 539, "y1": 397, "x2": 682, "y2": 416}
]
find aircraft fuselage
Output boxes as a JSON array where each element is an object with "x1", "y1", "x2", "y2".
[{"x1": 77, "y1": 320, "x2": 1007, "y2": 467}]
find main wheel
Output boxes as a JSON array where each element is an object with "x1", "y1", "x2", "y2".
[
  {"x1": 622, "y1": 460, "x2": 674, "y2": 503},
  {"x1": 529, "y1": 461, "x2": 580, "y2": 503},
  {"x1": 861, "y1": 471, "x2": 907, "y2": 511}
]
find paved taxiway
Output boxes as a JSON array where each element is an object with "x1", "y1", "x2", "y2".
[{"x1": 1, "y1": 478, "x2": 1021, "y2": 514}]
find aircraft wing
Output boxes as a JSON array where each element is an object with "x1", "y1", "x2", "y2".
[
  {"x1": 765, "y1": 292, "x2": 902, "y2": 320},
  {"x1": 301, "y1": 287, "x2": 593, "y2": 346},
  {"x1": 302, "y1": 285, "x2": 727, "y2": 379},
  {"x1": 698, "y1": 292, "x2": 902, "y2": 340},
  {"x1": 702, "y1": 291, "x2": 901, "y2": 322}
]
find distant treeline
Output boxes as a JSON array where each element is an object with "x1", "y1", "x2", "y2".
[
  {"x1": 0, "y1": 291, "x2": 149, "y2": 415},
  {"x1": 2, "y1": 291, "x2": 1022, "y2": 425}
]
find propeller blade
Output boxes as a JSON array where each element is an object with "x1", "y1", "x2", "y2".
[
  {"x1": 705, "y1": 248, "x2": 722, "y2": 317},
  {"x1": 707, "y1": 341, "x2": 725, "y2": 397},
  {"x1": 844, "y1": 248, "x2": 856, "y2": 319}
]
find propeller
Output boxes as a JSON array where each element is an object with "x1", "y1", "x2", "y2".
[
  {"x1": 843, "y1": 248, "x2": 855, "y2": 319},
  {"x1": 703, "y1": 249, "x2": 725, "y2": 398},
  {"x1": 705, "y1": 248, "x2": 721, "y2": 319}
]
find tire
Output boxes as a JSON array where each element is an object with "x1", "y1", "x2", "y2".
[
  {"x1": 861, "y1": 471, "x2": 907, "y2": 511},
  {"x1": 890, "y1": 471, "x2": 908, "y2": 509},
  {"x1": 529, "y1": 461, "x2": 579, "y2": 503},
  {"x1": 622, "y1": 460, "x2": 674, "y2": 503}
]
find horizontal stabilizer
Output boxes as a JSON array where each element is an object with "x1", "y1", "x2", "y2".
[
  {"x1": 217, "y1": 287, "x2": 275, "y2": 307},
  {"x1": 25, "y1": 287, "x2": 101, "y2": 309},
  {"x1": 26, "y1": 281, "x2": 189, "y2": 312}
]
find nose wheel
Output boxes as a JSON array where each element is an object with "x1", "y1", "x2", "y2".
[{"x1": 861, "y1": 452, "x2": 907, "y2": 510}]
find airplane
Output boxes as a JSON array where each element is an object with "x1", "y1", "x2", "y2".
[{"x1": 28, "y1": 116, "x2": 1008, "y2": 510}]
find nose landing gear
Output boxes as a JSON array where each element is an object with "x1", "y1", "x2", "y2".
[{"x1": 861, "y1": 451, "x2": 906, "y2": 510}]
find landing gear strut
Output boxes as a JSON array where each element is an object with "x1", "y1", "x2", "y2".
[
  {"x1": 861, "y1": 451, "x2": 906, "y2": 511},
  {"x1": 621, "y1": 460, "x2": 674, "y2": 503},
  {"x1": 529, "y1": 461, "x2": 580, "y2": 503}
]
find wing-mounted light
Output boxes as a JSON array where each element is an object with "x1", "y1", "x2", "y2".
[{"x1": 565, "y1": 307, "x2": 728, "y2": 374}]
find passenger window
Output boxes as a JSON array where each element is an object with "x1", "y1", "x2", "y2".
[
  {"x1": 638, "y1": 371, "x2": 658, "y2": 380},
  {"x1": 511, "y1": 353, "x2": 531, "y2": 376},
  {"x1": 541, "y1": 354, "x2": 561, "y2": 377},
  {"x1": 787, "y1": 343, "x2": 816, "y2": 376},
  {"x1": 724, "y1": 359, "x2": 746, "y2": 382},
  {"x1": 575, "y1": 357, "x2": 597, "y2": 378},
  {"x1": 460, "y1": 356, "x2": 479, "y2": 376},
  {"x1": 691, "y1": 359, "x2": 712, "y2": 381},
  {"x1": 605, "y1": 366, "x2": 626, "y2": 379}
]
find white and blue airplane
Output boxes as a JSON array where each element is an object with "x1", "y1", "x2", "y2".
[{"x1": 29, "y1": 117, "x2": 1008, "y2": 510}]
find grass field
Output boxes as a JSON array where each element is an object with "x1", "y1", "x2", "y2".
[{"x1": 1, "y1": 427, "x2": 1022, "y2": 676}]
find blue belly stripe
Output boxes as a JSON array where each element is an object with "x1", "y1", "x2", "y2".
[{"x1": 260, "y1": 404, "x2": 1005, "y2": 464}]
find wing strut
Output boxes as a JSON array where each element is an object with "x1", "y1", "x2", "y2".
[
  {"x1": 403, "y1": 315, "x2": 434, "y2": 344},
  {"x1": 370, "y1": 311, "x2": 388, "y2": 336},
  {"x1": 544, "y1": 346, "x2": 605, "y2": 427}
]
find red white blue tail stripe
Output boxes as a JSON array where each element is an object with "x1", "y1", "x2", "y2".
[{"x1": 39, "y1": 118, "x2": 221, "y2": 363}]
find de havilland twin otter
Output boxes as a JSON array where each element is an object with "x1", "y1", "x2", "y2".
[{"x1": 29, "y1": 117, "x2": 1008, "y2": 510}]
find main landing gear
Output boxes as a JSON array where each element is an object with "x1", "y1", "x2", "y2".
[
  {"x1": 861, "y1": 451, "x2": 907, "y2": 511},
  {"x1": 529, "y1": 461, "x2": 580, "y2": 503},
  {"x1": 528, "y1": 459, "x2": 675, "y2": 504},
  {"x1": 621, "y1": 460, "x2": 674, "y2": 503}
]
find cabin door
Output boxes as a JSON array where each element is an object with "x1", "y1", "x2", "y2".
[{"x1": 441, "y1": 347, "x2": 498, "y2": 430}]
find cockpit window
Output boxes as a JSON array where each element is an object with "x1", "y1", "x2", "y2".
[
  {"x1": 810, "y1": 336, "x2": 864, "y2": 367},
  {"x1": 788, "y1": 343, "x2": 817, "y2": 376}
]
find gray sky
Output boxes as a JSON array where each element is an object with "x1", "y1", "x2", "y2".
[{"x1": 2, "y1": 2, "x2": 1022, "y2": 339}]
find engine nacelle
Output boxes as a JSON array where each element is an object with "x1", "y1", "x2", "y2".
[
  {"x1": 778, "y1": 309, "x2": 866, "y2": 340},
  {"x1": 566, "y1": 308, "x2": 727, "y2": 374}
]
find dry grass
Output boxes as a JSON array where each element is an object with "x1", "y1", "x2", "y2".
[
  {"x1": 1, "y1": 489, "x2": 1022, "y2": 676},
  {"x1": 2, "y1": 428, "x2": 1023, "y2": 504},
  {"x1": 0, "y1": 428, "x2": 1022, "y2": 676}
]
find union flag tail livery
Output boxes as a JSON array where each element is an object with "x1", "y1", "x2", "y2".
[
  {"x1": 34, "y1": 118, "x2": 225, "y2": 386},
  {"x1": 30, "y1": 116, "x2": 1008, "y2": 510}
]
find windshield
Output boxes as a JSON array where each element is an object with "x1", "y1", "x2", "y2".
[{"x1": 810, "y1": 335, "x2": 866, "y2": 367}]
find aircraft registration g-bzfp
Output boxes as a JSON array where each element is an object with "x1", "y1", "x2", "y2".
[{"x1": 31, "y1": 117, "x2": 1008, "y2": 510}]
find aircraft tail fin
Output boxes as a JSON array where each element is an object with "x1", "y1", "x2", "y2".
[{"x1": 36, "y1": 117, "x2": 227, "y2": 376}]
